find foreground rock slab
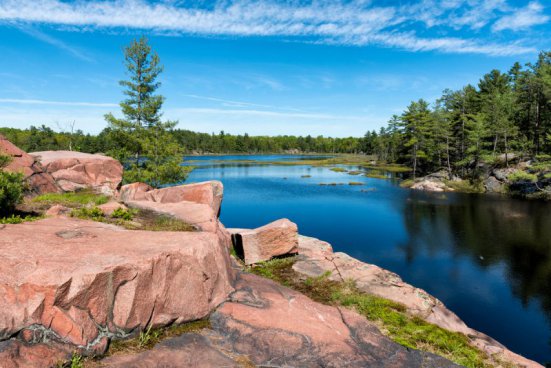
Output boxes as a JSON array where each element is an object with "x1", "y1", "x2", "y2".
[
  {"x1": 229, "y1": 219, "x2": 299, "y2": 265},
  {"x1": 30, "y1": 150, "x2": 123, "y2": 195},
  {"x1": 293, "y1": 235, "x2": 542, "y2": 368},
  {"x1": 97, "y1": 333, "x2": 243, "y2": 368},
  {"x1": 211, "y1": 273, "x2": 459, "y2": 368},
  {"x1": 0, "y1": 134, "x2": 59, "y2": 194},
  {"x1": 95, "y1": 272, "x2": 458, "y2": 368},
  {"x1": 0, "y1": 217, "x2": 234, "y2": 367}
]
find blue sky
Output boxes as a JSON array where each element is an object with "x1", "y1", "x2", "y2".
[{"x1": 0, "y1": 0, "x2": 550, "y2": 137}]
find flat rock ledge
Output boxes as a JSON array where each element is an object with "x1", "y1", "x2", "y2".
[
  {"x1": 293, "y1": 235, "x2": 542, "y2": 368},
  {"x1": 97, "y1": 273, "x2": 460, "y2": 368},
  {"x1": 0, "y1": 217, "x2": 234, "y2": 367}
]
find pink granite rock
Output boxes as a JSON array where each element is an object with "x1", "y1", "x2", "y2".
[
  {"x1": 292, "y1": 234, "x2": 542, "y2": 368},
  {"x1": 30, "y1": 151, "x2": 123, "y2": 195},
  {"x1": 0, "y1": 135, "x2": 59, "y2": 194},
  {"x1": 118, "y1": 182, "x2": 153, "y2": 202},
  {"x1": 211, "y1": 273, "x2": 458, "y2": 367},
  {"x1": 44, "y1": 204, "x2": 70, "y2": 217},
  {"x1": 97, "y1": 201, "x2": 127, "y2": 216},
  {"x1": 0, "y1": 217, "x2": 234, "y2": 367},
  {"x1": 229, "y1": 219, "x2": 299, "y2": 265},
  {"x1": 121, "y1": 181, "x2": 224, "y2": 215},
  {"x1": 122, "y1": 181, "x2": 226, "y2": 235}
]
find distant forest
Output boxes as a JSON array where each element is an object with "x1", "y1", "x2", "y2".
[
  {"x1": 2, "y1": 51, "x2": 551, "y2": 179},
  {"x1": 0, "y1": 126, "x2": 364, "y2": 155}
]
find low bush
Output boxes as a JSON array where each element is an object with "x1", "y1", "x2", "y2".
[
  {"x1": 111, "y1": 207, "x2": 137, "y2": 221},
  {"x1": 0, "y1": 171, "x2": 24, "y2": 216},
  {"x1": 507, "y1": 170, "x2": 538, "y2": 183},
  {"x1": 70, "y1": 206, "x2": 104, "y2": 220}
]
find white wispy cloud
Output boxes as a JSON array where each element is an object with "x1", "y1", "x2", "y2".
[
  {"x1": 15, "y1": 24, "x2": 94, "y2": 62},
  {"x1": 182, "y1": 94, "x2": 303, "y2": 112},
  {"x1": 493, "y1": 1, "x2": 549, "y2": 32},
  {"x1": 0, "y1": 0, "x2": 545, "y2": 56},
  {"x1": 0, "y1": 98, "x2": 117, "y2": 107}
]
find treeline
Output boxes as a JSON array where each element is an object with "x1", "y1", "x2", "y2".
[
  {"x1": 0, "y1": 126, "x2": 364, "y2": 155},
  {"x1": 363, "y1": 51, "x2": 551, "y2": 179}
]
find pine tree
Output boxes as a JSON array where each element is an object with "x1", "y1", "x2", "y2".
[{"x1": 105, "y1": 37, "x2": 187, "y2": 187}]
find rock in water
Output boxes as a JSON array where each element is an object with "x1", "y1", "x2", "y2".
[
  {"x1": 230, "y1": 219, "x2": 299, "y2": 265},
  {"x1": 30, "y1": 150, "x2": 123, "y2": 195},
  {"x1": 0, "y1": 134, "x2": 59, "y2": 194}
]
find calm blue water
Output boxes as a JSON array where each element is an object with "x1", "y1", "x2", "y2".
[{"x1": 185, "y1": 155, "x2": 551, "y2": 364}]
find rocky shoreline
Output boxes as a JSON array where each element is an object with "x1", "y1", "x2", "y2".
[{"x1": 0, "y1": 136, "x2": 543, "y2": 367}]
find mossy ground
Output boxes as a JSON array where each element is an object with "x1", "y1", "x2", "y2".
[
  {"x1": 30, "y1": 191, "x2": 109, "y2": 209},
  {"x1": 248, "y1": 257, "x2": 496, "y2": 368}
]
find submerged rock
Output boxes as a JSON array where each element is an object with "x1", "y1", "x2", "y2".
[
  {"x1": 30, "y1": 150, "x2": 123, "y2": 195},
  {"x1": 229, "y1": 218, "x2": 299, "y2": 265}
]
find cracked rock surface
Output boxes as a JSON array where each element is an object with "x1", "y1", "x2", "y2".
[
  {"x1": 293, "y1": 235, "x2": 542, "y2": 368},
  {"x1": 0, "y1": 217, "x2": 234, "y2": 367}
]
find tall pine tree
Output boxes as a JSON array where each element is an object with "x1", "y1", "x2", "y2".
[{"x1": 105, "y1": 37, "x2": 187, "y2": 187}]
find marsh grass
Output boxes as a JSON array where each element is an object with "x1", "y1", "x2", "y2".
[{"x1": 250, "y1": 257, "x2": 491, "y2": 368}]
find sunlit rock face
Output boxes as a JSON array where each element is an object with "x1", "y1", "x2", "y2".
[
  {"x1": 0, "y1": 217, "x2": 235, "y2": 367},
  {"x1": 0, "y1": 134, "x2": 59, "y2": 194},
  {"x1": 30, "y1": 150, "x2": 123, "y2": 195}
]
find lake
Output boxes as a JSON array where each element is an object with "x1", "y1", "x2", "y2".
[{"x1": 185, "y1": 154, "x2": 551, "y2": 364}]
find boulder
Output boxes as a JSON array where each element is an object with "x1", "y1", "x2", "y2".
[
  {"x1": 30, "y1": 151, "x2": 123, "y2": 195},
  {"x1": 211, "y1": 273, "x2": 459, "y2": 367},
  {"x1": 44, "y1": 204, "x2": 70, "y2": 217},
  {"x1": 0, "y1": 217, "x2": 234, "y2": 367},
  {"x1": 410, "y1": 179, "x2": 449, "y2": 192},
  {"x1": 0, "y1": 135, "x2": 58, "y2": 194},
  {"x1": 97, "y1": 201, "x2": 127, "y2": 216},
  {"x1": 121, "y1": 181, "x2": 224, "y2": 215},
  {"x1": 484, "y1": 176, "x2": 505, "y2": 193},
  {"x1": 493, "y1": 167, "x2": 516, "y2": 182},
  {"x1": 118, "y1": 182, "x2": 153, "y2": 202},
  {"x1": 229, "y1": 219, "x2": 299, "y2": 265},
  {"x1": 122, "y1": 181, "x2": 226, "y2": 236}
]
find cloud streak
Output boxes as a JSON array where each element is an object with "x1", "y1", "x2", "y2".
[
  {"x1": 0, "y1": 98, "x2": 117, "y2": 107},
  {"x1": 0, "y1": 0, "x2": 547, "y2": 56}
]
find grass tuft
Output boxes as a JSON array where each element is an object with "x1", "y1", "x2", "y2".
[{"x1": 31, "y1": 191, "x2": 109, "y2": 208}]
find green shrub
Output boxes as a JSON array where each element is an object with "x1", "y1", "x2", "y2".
[
  {"x1": 0, "y1": 214, "x2": 42, "y2": 224},
  {"x1": 507, "y1": 170, "x2": 538, "y2": 183},
  {"x1": 0, "y1": 171, "x2": 24, "y2": 216},
  {"x1": 111, "y1": 207, "x2": 136, "y2": 220},
  {"x1": 70, "y1": 206, "x2": 104, "y2": 220}
]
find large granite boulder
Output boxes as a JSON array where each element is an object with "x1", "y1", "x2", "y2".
[
  {"x1": 229, "y1": 219, "x2": 299, "y2": 265},
  {"x1": 0, "y1": 217, "x2": 235, "y2": 367},
  {"x1": 0, "y1": 135, "x2": 58, "y2": 194},
  {"x1": 122, "y1": 181, "x2": 228, "y2": 242},
  {"x1": 30, "y1": 150, "x2": 123, "y2": 195}
]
